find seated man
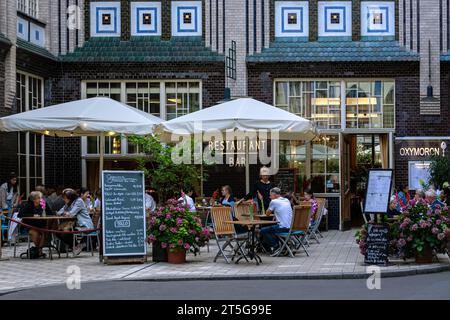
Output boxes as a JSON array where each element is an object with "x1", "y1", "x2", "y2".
[
  {"x1": 259, "y1": 187, "x2": 293, "y2": 254},
  {"x1": 426, "y1": 189, "x2": 445, "y2": 210}
]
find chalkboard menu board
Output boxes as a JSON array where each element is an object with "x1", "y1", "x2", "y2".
[
  {"x1": 364, "y1": 169, "x2": 393, "y2": 214},
  {"x1": 274, "y1": 169, "x2": 295, "y2": 193},
  {"x1": 365, "y1": 224, "x2": 389, "y2": 265},
  {"x1": 102, "y1": 171, "x2": 146, "y2": 257}
]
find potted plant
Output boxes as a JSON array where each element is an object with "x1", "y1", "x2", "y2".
[
  {"x1": 147, "y1": 199, "x2": 210, "y2": 264},
  {"x1": 391, "y1": 200, "x2": 450, "y2": 263}
]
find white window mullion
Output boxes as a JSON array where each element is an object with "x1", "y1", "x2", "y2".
[
  {"x1": 160, "y1": 82, "x2": 166, "y2": 120},
  {"x1": 340, "y1": 80, "x2": 346, "y2": 130}
]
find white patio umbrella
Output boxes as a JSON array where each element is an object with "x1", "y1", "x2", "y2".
[
  {"x1": 157, "y1": 97, "x2": 317, "y2": 193},
  {"x1": 0, "y1": 97, "x2": 163, "y2": 186}
]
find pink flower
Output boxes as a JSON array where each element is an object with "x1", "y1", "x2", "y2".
[
  {"x1": 161, "y1": 242, "x2": 167, "y2": 248},
  {"x1": 177, "y1": 239, "x2": 183, "y2": 245},
  {"x1": 170, "y1": 227, "x2": 178, "y2": 233},
  {"x1": 437, "y1": 233, "x2": 446, "y2": 241},
  {"x1": 445, "y1": 229, "x2": 450, "y2": 236},
  {"x1": 159, "y1": 224, "x2": 166, "y2": 231},
  {"x1": 407, "y1": 236, "x2": 413, "y2": 242},
  {"x1": 169, "y1": 243, "x2": 175, "y2": 248},
  {"x1": 40, "y1": 199, "x2": 46, "y2": 210},
  {"x1": 435, "y1": 209, "x2": 441, "y2": 215},
  {"x1": 176, "y1": 218, "x2": 184, "y2": 226},
  {"x1": 148, "y1": 234, "x2": 156, "y2": 242},
  {"x1": 184, "y1": 243, "x2": 190, "y2": 250},
  {"x1": 202, "y1": 228, "x2": 209, "y2": 236},
  {"x1": 149, "y1": 217, "x2": 156, "y2": 225},
  {"x1": 195, "y1": 237, "x2": 200, "y2": 242},
  {"x1": 432, "y1": 227, "x2": 439, "y2": 235},
  {"x1": 411, "y1": 224, "x2": 418, "y2": 231},
  {"x1": 397, "y1": 239, "x2": 406, "y2": 248},
  {"x1": 166, "y1": 214, "x2": 172, "y2": 220},
  {"x1": 436, "y1": 219, "x2": 442, "y2": 225}
]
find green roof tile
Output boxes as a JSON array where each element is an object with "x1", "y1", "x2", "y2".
[
  {"x1": 16, "y1": 38, "x2": 57, "y2": 61},
  {"x1": 60, "y1": 37, "x2": 224, "y2": 63},
  {"x1": 247, "y1": 39, "x2": 419, "y2": 62}
]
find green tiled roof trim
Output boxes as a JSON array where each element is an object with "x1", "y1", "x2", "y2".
[
  {"x1": 61, "y1": 37, "x2": 224, "y2": 63},
  {"x1": 247, "y1": 39, "x2": 420, "y2": 62},
  {"x1": 440, "y1": 52, "x2": 450, "y2": 61},
  {"x1": 16, "y1": 38, "x2": 57, "y2": 60},
  {"x1": 0, "y1": 33, "x2": 12, "y2": 47}
]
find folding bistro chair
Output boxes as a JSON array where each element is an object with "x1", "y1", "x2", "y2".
[
  {"x1": 73, "y1": 209, "x2": 101, "y2": 256},
  {"x1": 211, "y1": 207, "x2": 249, "y2": 264},
  {"x1": 272, "y1": 203, "x2": 311, "y2": 258},
  {"x1": 307, "y1": 199, "x2": 326, "y2": 244}
]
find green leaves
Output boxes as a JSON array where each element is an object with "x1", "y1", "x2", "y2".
[{"x1": 429, "y1": 155, "x2": 450, "y2": 189}]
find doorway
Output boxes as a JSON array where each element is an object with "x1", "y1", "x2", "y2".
[{"x1": 340, "y1": 134, "x2": 390, "y2": 230}]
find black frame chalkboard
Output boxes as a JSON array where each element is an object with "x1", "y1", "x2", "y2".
[{"x1": 101, "y1": 170, "x2": 147, "y2": 257}]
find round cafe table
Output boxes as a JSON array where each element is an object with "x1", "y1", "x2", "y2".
[{"x1": 225, "y1": 220, "x2": 277, "y2": 265}]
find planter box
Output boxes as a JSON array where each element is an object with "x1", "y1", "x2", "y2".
[{"x1": 152, "y1": 242, "x2": 168, "y2": 262}]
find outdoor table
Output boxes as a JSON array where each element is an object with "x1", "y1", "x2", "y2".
[
  {"x1": 21, "y1": 216, "x2": 77, "y2": 259},
  {"x1": 252, "y1": 214, "x2": 275, "y2": 221},
  {"x1": 196, "y1": 206, "x2": 212, "y2": 227},
  {"x1": 225, "y1": 220, "x2": 277, "y2": 265}
]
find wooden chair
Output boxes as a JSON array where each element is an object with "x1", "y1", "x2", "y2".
[
  {"x1": 233, "y1": 203, "x2": 254, "y2": 221},
  {"x1": 272, "y1": 203, "x2": 311, "y2": 258},
  {"x1": 210, "y1": 207, "x2": 248, "y2": 264},
  {"x1": 307, "y1": 199, "x2": 326, "y2": 244}
]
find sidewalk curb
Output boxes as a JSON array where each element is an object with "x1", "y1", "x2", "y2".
[{"x1": 123, "y1": 264, "x2": 450, "y2": 281}]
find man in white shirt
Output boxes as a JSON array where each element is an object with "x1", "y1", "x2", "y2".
[
  {"x1": 260, "y1": 187, "x2": 293, "y2": 253},
  {"x1": 178, "y1": 187, "x2": 196, "y2": 212}
]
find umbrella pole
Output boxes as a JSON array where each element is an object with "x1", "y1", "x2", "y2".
[
  {"x1": 99, "y1": 132, "x2": 105, "y2": 188},
  {"x1": 245, "y1": 136, "x2": 249, "y2": 194}
]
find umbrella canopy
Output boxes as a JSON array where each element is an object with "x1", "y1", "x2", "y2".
[
  {"x1": 0, "y1": 97, "x2": 162, "y2": 136},
  {"x1": 157, "y1": 97, "x2": 317, "y2": 141}
]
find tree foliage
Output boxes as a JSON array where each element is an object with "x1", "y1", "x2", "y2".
[
  {"x1": 128, "y1": 135, "x2": 207, "y2": 203},
  {"x1": 429, "y1": 155, "x2": 450, "y2": 189}
]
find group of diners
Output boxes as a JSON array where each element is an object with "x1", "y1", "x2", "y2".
[
  {"x1": 193, "y1": 167, "x2": 322, "y2": 255},
  {"x1": 1, "y1": 174, "x2": 98, "y2": 258}
]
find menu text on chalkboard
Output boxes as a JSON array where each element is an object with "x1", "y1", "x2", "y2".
[
  {"x1": 102, "y1": 171, "x2": 146, "y2": 257},
  {"x1": 365, "y1": 224, "x2": 389, "y2": 265}
]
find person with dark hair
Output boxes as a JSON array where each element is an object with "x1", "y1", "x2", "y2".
[
  {"x1": 178, "y1": 186, "x2": 196, "y2": 212},
  {"x1": 304, "y1": 189, "x2": 319, "y2": 221},
  {"x1": 18, "y1": 191, "x2": 53, "y2": 257},
  {"x1": 79, "y1": 187, "x2": 92, "y2": 210},
  {"x1": 0, "y1": 173, "x2": 19, "y2": 213},
  {"x1": 396, "y1": 185, "x2": 410, "y2": 212},
  {"x1": 56, "y1": 188, "x2": 94, "y2": 255}
]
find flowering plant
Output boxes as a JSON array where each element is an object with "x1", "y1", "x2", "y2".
[
  {"x1": 147, "y1": 198, "x2": 210, "y2": 253},
  {"x1": 390, "y1": 201, "x2": 450, "y2": 258},
  {"x1": 39, "y1": 198, "x2": 46, "y2": 210}
]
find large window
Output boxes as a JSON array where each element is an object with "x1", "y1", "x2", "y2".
[
  {"x1": 279, "y1": 135, "x2": 340, "y2": 194},
  {"x1": 275, "y1": 81, "x2": 341, "y2": 130},
  {"x1": 16, "y1": 72, "x2": 44, "y2": 194},
  {"x1": 274, "y1": 79, "x2": 395, "y2": 130},
  {"x1": 17, "y1": 0, "x2": 39, "y2": 18},
  {"x1": 82, "y1": 80, "x2": 201, "y2": 155},
  {"x1": 346, "y1": 81, "x2": 395, "y2": 129}
]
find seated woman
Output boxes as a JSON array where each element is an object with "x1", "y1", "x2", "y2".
[
  {"x1": 220, "y1": 185, "x2": 235, "y2": 207},
  {"x1": 57, "y1": 188, "x2": 94, "y2": 255},
  {"x1": 18, "y1": 191, "x2": 53, "y2": 258},
  {"x1": 304, "y1": 189, "x2": 319, "y2": 223}
]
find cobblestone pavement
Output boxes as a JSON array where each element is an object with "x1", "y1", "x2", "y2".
[{"x1": 1, "y1": 230, "x2": 449, "y2": 293}]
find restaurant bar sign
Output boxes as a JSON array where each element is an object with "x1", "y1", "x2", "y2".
[
  {"x1": 207, "y1": 139, "x2": 268, "y2": 167},
  {"x1": 102, "y1": 171, "x2": 146, "y2": 257}
]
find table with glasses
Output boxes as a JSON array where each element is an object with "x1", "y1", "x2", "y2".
[{"x1": 225, "y1": 220, "x2": 277, "y2": 265}]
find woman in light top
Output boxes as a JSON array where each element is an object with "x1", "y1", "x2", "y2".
[{"x1": 57, "y1": 188, "x2": 94, "y2": 255}]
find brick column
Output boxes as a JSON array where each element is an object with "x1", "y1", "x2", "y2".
[
  {"x1": 309, "y1": 0, "x2": 318, "y2": 42},
  {"x1": 352, "y1": 0, "x2": 360, "y2": 41},
  {"x1": 120, "y1": 0, "x2": 130, "y2": 40},
  {"x1": 162, "y1": 0, "x2": 171, "y2": 40}
]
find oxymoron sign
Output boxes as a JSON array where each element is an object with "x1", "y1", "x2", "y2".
[
  {"x1": 365, "y1": 224, "x2": 389, "y2": 265},
  {"x1": 102, "y1": 171, "x2": 146, "y2": 257}
]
